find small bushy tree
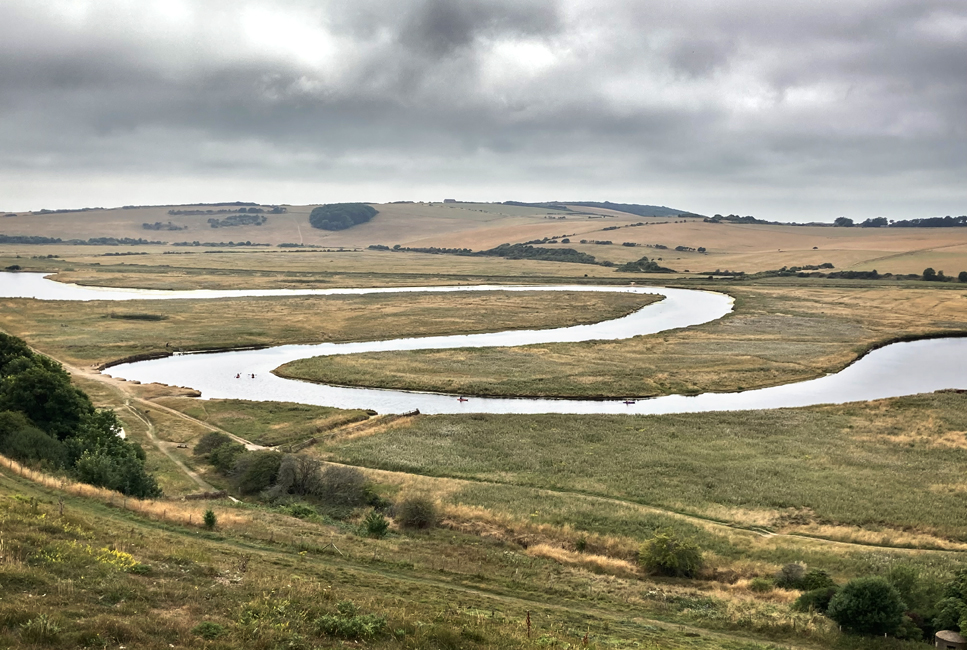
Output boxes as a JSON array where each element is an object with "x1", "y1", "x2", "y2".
[
  {"x1": 826, "y1": 576, "x2": 906, "y2": 636},
  {"x1": 317, "y1": 465, "x2": 369, "y2": 507},
  {"x1": 395, "y1": 495, "x2": 438, "y2": 530},
  {"x1": 203, "y1": 508, "x2": 217, "y2": 530},
  {"x1": 638, "y1": 532, "x2": 703, "y2": 578},
  {"x1": 363, "y1": 510, "x2": 389, "y2": 538},
  {"x1": 800, "y1": 568, "x2": 836, "y2": 591},
  {"x1": 774, "y1": 563, "x2": 805, "y2": 589},
  {"x1": 194, "y1": 432, "x2": 232, "y2": 456},
  {"x1": 209, "y1": 442, "x2": 245, "y2": 474},
  {"x1": 232, "y1": 451, "x2": 282, "y2": 495}
]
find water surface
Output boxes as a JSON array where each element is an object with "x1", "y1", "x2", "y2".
[{"x1": 3, "y1": 272, "x2": 963, "y2": 415}]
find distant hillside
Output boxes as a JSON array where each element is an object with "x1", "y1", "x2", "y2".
[
  {"x1": 504, "y1": 201, "x2": 703, "y2": 218},
  {"x1": 566, "y1": 202, "x2": 705, "y2": 218}
]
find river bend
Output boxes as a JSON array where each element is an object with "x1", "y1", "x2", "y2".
[{"x1": 2, "y1": 272, "x2": 964, "y2": 414}]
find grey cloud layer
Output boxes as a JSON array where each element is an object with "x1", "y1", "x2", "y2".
[{"x1": 1, "y1": 0, "x2": 964, "y2": 217}]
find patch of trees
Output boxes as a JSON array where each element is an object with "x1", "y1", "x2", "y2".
[
  {"x1": 309, "y1": 204, "x2": 379, "y2": 231},
  {"x1": 522, "y1": 234, "x2": 575, "y2": 245},
  {"x1": 34, "y1": 207, "x2": 104, "y2": 214},
  {"x1": 367, "y1": 242, "x2": 604, "y2": 266},
  {"x1": 0, "y1": 235, "x2": 165, "y2": 246},
  {"x1": 142, "y1": 221, "x2": 186, "y2": 231},
  {"x1": 368, "y1": 244, "x2": 474, "y2": 255},
  {"x1": 705, "y1": 214, "x2": 769, "y2": 224},
  {"x1": 836, "y1": 215, "x2": 967, "y2": 228},
  {"x1": 892, "y1": 215, "x2": 967, "y2": 227},
  {"x1": 171, "y1": 240, "x2": 271, "y2": 247},
  {"x1": 0, "y1": 333, "x2": 160, "y2": 497},
  {"x1": 923, "y1": 268, "x2": 967, "y2": 282},
  {"x1": 480, "y1": 243, "x2": 599, "y2": 264},
  {"x1": 615, "y1": 256, "x2": 676, "y2": 273},
  {"x1": 207, "y1": 214, "x2": 267, "y2": 228}
]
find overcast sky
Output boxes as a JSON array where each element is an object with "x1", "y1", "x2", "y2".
[{"x1": 1, "y1": 0, "x2": 964, "y2": 220}]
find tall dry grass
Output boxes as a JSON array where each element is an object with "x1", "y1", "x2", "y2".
[{"x1": 0, "y1": 453, "x2": 251, "y2": 529}]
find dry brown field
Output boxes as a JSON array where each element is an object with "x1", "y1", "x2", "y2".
[{"x1": 4, "y1": 201, "x2": 967, "y2": 276}]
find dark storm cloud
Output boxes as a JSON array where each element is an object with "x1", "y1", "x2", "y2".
[{"x1": 0, "y1": 0, "x2": 964, "y2": 218}]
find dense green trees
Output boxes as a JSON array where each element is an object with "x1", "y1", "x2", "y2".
[
  {"x1": 309, "y1": 204, "x2": 378, "y2": 231},
  {"x1": 616, "y1": 256, "x2": 676, "y2": 273},
  {"x1": 826, "y1": 577, "x2": 906, "y2": 636},
  {"x1": 0, "y1": 333, "x2": 159, "y2": 497}
]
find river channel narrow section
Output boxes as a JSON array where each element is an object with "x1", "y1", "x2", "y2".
[{"x1": 3, "y1": 272, "x2": 966, "y2": 414}]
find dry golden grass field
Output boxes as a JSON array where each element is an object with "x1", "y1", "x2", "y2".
[{"x1": 4, "y1": 201, "x2": 967, "y2": 276}]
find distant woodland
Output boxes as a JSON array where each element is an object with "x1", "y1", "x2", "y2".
[{"x1": 309, "y1": 204, "x2": 378, "y2": 231}]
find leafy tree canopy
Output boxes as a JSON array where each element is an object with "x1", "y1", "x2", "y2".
[
  {"x1": 308, "y1": 203, "x2": 378, "y2": 231},
  {"x1": 826, "y1": 576, "x2": 906, "y2": 636}
]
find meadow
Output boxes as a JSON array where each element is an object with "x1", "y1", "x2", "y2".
[
  {"x1": 278, "y1": 282, "x2": 967, "y2": 398},
  {"x1": 321, "y1": 393, "x2": 967, "y2": 542},
  {"x1": 0, "y1": 288, "x2": 656, "y2": 367}
]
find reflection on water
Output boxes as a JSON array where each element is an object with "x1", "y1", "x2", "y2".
[{"x1": 3, "y1": 272, "x2": 964, "y2": 415}]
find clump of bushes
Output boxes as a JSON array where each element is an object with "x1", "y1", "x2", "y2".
[{"x1": 638, "y1": 531, "x2": 702, "y2": 578}]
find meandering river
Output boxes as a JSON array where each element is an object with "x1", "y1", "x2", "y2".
[{"x1": 2, "y1": 272, "x2": 965, "y2": 414}]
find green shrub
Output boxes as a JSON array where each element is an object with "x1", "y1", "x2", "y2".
[
  {"x1": 774, "y1": 562, "x2": 806, "y2": 589},
  {"x1": 363, "y1": 510, "x2": 389, "y2": 538},
  {"x1": 316, "y1": 464, "x2": 370, "y2": 507},
  {"x1": 194, "y1": 432, "x2": 232, "y2": 456},
  {"x1": 315, "y1": 606, "x2": 387, "y2": 639},
  {"x1": 827, "y1": 577, "x2": 906, "y2": 636},
  {"x1": 20, "y1": 614, "x2": 60, "y2": 643},
  {"x1": 896, "y1": 615, "x2": 923, "y2": 641},
  {"x1": 285, "y1": 503, "x2": 316, "y2": 519},
  {"x1": 203, "y1": 509, "x2": 217, "y2": 530},
  {"x1": 192, "y1": 621, "x2": 226, "y2": 640},
  {"x1": 793, "y1": 586, "x2": 840, "y2": 613},
  {"x1": 638, "y1": 532, "x2": 703, "y2": 578},
  {"x1": 394, "y1": 496, "x2": 438, "y2": 530},
  {"x1": 209, "y1": 442, "x2": 245, "y2": 473},
  {"x1": 933, "y1": 597, "x2": 966, "y2": 631},
  {"x1": 232, "y1": 451, "x2": 282, "y2": 495},
  {"x1": 799, "y1": 568, "x2": 836, "y2": 591},
  {"x1": 749, "y1": 577, "x2": 773, "y2": 593},
  {"x1": 0, "y1": 413, "x2": 65, "y2": 467}
]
